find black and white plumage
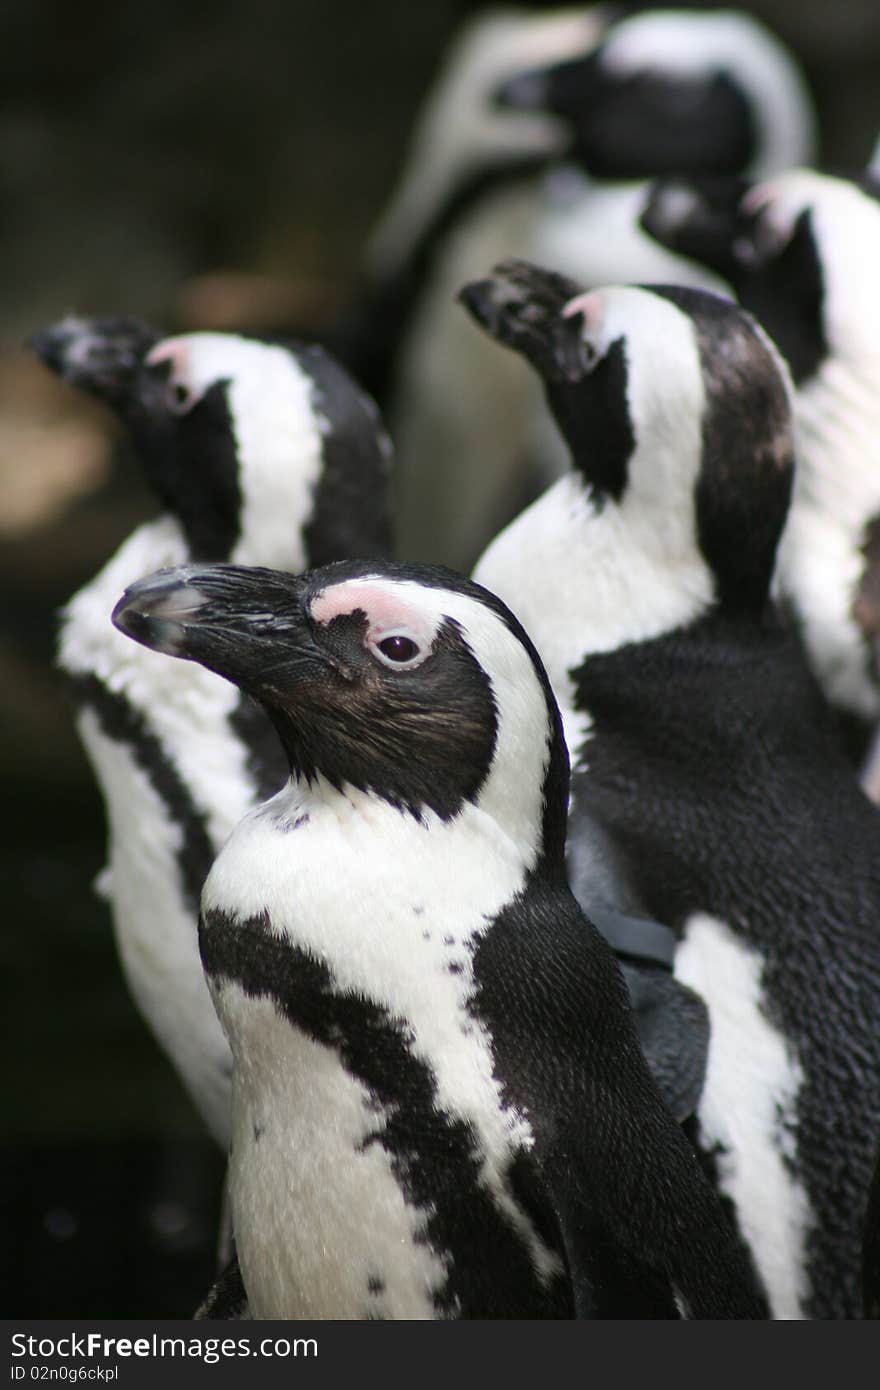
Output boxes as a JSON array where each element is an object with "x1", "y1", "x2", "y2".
[
  {"x1": 332, "y1": 6, "x2": 612, "y2": 568},
  {"x1": 505, "y1": 7, "x2": 817, "y2": 492},
  {"x1": 347, "y1": 6, "x2": 814, "y2": 568},
  {"x1": 112, "y1": 558, "x2": 764, "y2": 1320},
  {"x1": 642, "y1": 168, "x2": 880, "y2": 773},
  {"x1": 30, "y1": 316, "x2": 393, "y2": 1144},
  {"x1": 460, "y1": 261, "x2": 880, "y2": 1319},
  {"x1": 510, "y1": 6, "x2": 816, "y2": 286}
]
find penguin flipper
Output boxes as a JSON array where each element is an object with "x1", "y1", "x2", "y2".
[
  {"x1": 549, "y1": 1193, "x2": 680, "y2": 1319},
  {"x1": 566, "y1": 812, "x2": 711, "y2": 1122},
  {"x1": 618, "y1": 961, "x2": 710, "y2": 1124},
  {"x1": 471, "y1": 884, "x2": 766, "y2": 1318},
  {"x1": 194, "y1": 1256, "x2": 249, "y2": 1320}
]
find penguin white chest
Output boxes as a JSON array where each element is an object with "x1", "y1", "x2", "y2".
[
  {"x1": 217, "y1": 982, "x2": 446, "y2": 1320},
  {"x1": 202, "y1": 790, "x2": 559, "y2": 1318}
]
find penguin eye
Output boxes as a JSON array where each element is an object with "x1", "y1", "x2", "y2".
[
  {"x1": 371, "y1": 632, "x2": 424, "y2": 669},
  {"x1": 168, "y1": 381, "x2": 196, "y2": 414}
]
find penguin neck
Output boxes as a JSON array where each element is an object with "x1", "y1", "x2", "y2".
[
  {"x1": 346, "y1": 161, "x2": 548, "y2": 403},
  {"x1": 203, "y1": 770, "x2": 547, "y2": 966},
  {"x1": 257, "y1": 720, "x2": 556, "y2": 885},
  {"x1": 774, "y1": 355, "x2": 880, "y2": 721},
  {"x1": 134, "y1": 342, "x2": 330, "y2": 573},
  {"x1": 473, "y1": 466, "x2": 716, "y2": 745},
  {"x1": 368, "y1": 155, "x2": 550, "y2": 286}
]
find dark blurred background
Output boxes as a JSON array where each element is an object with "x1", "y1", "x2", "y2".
[{"x1": 2, "y1": 0, "x2": 878, "y2": 1318}]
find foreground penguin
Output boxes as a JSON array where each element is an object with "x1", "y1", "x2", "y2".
[
  {"x1": 30, "y1": 317, "x2": 393, "y2": 1144},
  {"x1": 641, "y1": 168, "x2": 880, "y2": 773},
  {"x1": 112, "y1": 557, "x2": 763, "y2": 1319},
  {"x1": 460, "y1": 262, "x2": 880, "y2": 1319}
]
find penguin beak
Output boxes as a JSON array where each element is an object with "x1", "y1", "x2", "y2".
[
  {"x1": 493, "y1": 51, "x2": 601, "y2": 120},
  {"x1": 640, "y1": 176, "x2": 756, "y2": 282},
  {"x1": 493, "y1": 67, "x2": 553, "y2": 113},
  {"x1": 26, "y1": 315, "x2": 163, "y2": 400},
  {"x1": 459, "y1": 258, "x2": 591, "y2": 382},
  {"x1": 112, "y1": 564, "x2": 317, "y2": 699}
]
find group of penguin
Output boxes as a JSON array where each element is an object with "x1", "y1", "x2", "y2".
[{"x1": 30, "y1": 5, "x2": 880, "y2": 1319}]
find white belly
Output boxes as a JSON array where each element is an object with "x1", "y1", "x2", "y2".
[
  {"x1": 675, "y1": 912, "x2": 812, "y2": 1319},
  {"x1": 79, "y1": 708, "x2": 233, "y2": 1144},
  {"x1": 221, "y1": 985, "x2": 446, "y2": 1320}
]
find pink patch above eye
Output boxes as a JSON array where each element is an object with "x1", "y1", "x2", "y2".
[
  {"x1": 563, "y1": 290, "x2": 603, "y2": 331},
  {"x1": 146, "y1": 338, "x2": 189, "y2": 376},
  {"x1": 310, "y1": 582, "x2": 438, "y2": 645}
]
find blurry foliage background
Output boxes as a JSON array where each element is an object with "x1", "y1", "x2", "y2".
[{"x1": 2, "y1": 0, "x2": 878, "y2": 1316}]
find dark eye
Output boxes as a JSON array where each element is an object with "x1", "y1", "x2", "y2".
[{"x1": 378, "y1": 634, "x2": 420, "y2": 663}]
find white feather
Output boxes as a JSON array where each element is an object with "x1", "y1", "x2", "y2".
[
  {"x1": 675, "y1": 914, "x2": 812, "y2": 1320},
  {"x1": 760, "y1": 173, "x2": 880, "y2": 721}
]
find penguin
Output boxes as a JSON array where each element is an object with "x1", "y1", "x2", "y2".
[
  {"x1": 640, "y1": 168, "x2": 880, "y2": 773},
  {"x1": 29, "y1": 316, "x2": 393, "y2": 1145},
  {"x1": 459, "y1": 260, "x2": 880, "y2": 1319},
  {"x1": 506, "y1": 3, "x2": 815, "y2": 286},
  {"x1": 331, "y1": 5, "x2": 612, "y2": 569},
  {"x1": 344, "y1": 6, "x2": 815, "y2": 569},
  {"x1": 111, "y1": 556, "x2": 765, "y2": 1320},
  {"x1": 501, "y1": 7, "x2": 817, "y2": 491}
]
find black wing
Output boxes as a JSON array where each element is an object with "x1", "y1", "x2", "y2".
[{"x1": 470, "y1": 877, "x2": 766, "y2": 1319}]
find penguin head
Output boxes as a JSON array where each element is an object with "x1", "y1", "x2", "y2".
[
  {"x1": 461, "y1": 259, "x2": 795, "y2": 614},
  {"x1": 28, "y1": 318, "x2": 392, "y2": 568},
  {"x1": 494, "y1": 8, "x2": 815, "y2": 181},
  {"x1": 639, "y1": 174, "x2": 755, "y2": 284},
  {"x1": 112, "y1": 559, "x2": 569, "y2": 870},
  {"x1": 644, "y1": 169, "x2": 880, "y2": 385},
  {"x1": 366, "y1": 7, "x2": 611, "y2": 274},
  {"x1": 27, "y1": 314, "x2": 163, "y2": 407}
]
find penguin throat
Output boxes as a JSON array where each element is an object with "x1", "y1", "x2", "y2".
[{"x1": 473, "y1": 469, "x2": 716, "y2": 724}]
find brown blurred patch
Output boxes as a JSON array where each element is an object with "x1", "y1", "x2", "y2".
[
  {"x1": 174, "y1": 270, "x2": 339, "y2": 336},
  {"x1": 0, "y1": 350, "x2": 115, "y2": 539}
]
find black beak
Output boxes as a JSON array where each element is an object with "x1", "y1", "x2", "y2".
[
  {"x1": 494, "y1": 67, "x2": 553, "y2": 113},
  {"x1": 459, "y1": 258, "x2": 590, "y2": 382},
  {"x1": 494, "y1": 51, "x2": 602, "y2": 120},
  {"x1": 26, "y1": 315, "x2": 163, "y2": 401},
  {"x1": 112, "y1": 564, "x2": 315, "y2": 700},
  {"x1": 640, "y1": 176, "x2": 756, "y2": 285}
]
